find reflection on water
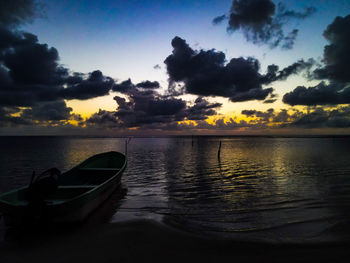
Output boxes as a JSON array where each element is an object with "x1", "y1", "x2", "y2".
[{"x1": 1, "y1": 136, "x2": 350, "y2": 243}]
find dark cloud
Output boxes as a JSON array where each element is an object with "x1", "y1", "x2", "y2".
[
  {"x1": 291, "y1": 108, "x2": 328, "y2": 128},
  {"x1": 291, "y1": 107, "x2": 350, "y2": 129},
  {"x1": 65, "y1": 101, "x2": 350, "y2": 132},
  {"x1": 241, "y1": 110, "x2": 257, "y2": 117},
  {"x1": 113, "y1": 79, "x2": 160, "y2": 94},
  {"x1": 263, "y1": 99, "x2": 277, "y2": 103},
  {"x1": 0, "y1": 100, "x2": 81, "y2": 127},
  {"x1": 0, "y1": 25, "x2": 117, "y2": 128},
  {"x1": 261, "y1": 59, "x2": 315, "y2": 84},
  {"x1": 113, "y1": 88, "x2": 187, "y2": 127},
  {"x1": 192, "y1": 118, "x2": 251, "y2": 130},
  {"x1": 148, "y1": 98, "x2": 186, "y2": 116},
  {"x1": 158, "y1": 117, "x2": 258, "y2": 132},
  {"x1": 283, "y1": 82, "x2": 350, "y2": 106},
  {"x1": 60, "y1": 70, "x2": 114, "y2": 100},
  {"x1": 21, "y1": 100, "x2": 73, "y2": 121},
  {"x1": 0, "y1": 0, "x2": 43, "y2": 28},
  {"x1": 240, "y1": 106, "x2": 350, "y2": 129},
  {"x1": 228, "y1": 0, "x2": 276, "y2": 27},
  {"x1": 242, "y1": 108, "x2": 274, "y2": 121},
  {"x1": 285, "y1": 15, "x2": 350, "y2": 106},
  {"x1": 0, "y1": 106, "x2": 30, "y2": 127},
  {"x1": 281, "y1": 29, "x2": 298, "y2": 50},
  {"x1": 0, "y1": 28, "x2": 67, "y2": 88},
  {"x1": 164, "y1": 36, "x2": 274, "y2": 102},
  {"x1": 186, "y1": 97, "x2": 222, "y2": 120},
  {"x1": 86, "y1": 78, "x2": 222, "y2": 129},
  {"x1": 313, "y1": 15, "x2": 350, "y2": 82},
  {"x1": 241, "y1": 107, "x2": 298, "y2": 127},
  {"x1": 230, "y1": 87, "x2": 273, "y2": 102},
  {"x1": 136, "y1": 80, "x2": 160, "y2": 89},
  {"x1": 0, "y1": 28, "x2": 115, "y2": 108},
  {"x1": 212, "y1": 14, "x2": 227, "y2": 25},
  {"x1": 213, "y1": 0, "x2": 316, "y2": 49},
  {"x1": 272, "y1": 109, "x2": 290, "y2": 123},
  {"x1": 86, "y1": 109, "x2": 119, "y2": 128},
  {"x1": 112, "y1": 78, "x2": 135, "y2": 94},
  {"x1": 262, "y1": 89, "x2": 278, "y2": 103}
]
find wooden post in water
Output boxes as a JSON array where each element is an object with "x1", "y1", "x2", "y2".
[
  {"x1": 218, "y1": 140, "x2": 221, "y2": 159},
  {"x1": 125, "y1": 137, "x2": 132, "y2": 157},
  {"x1": 191, "y1": 135, "x2": 194, "y2": 147}
]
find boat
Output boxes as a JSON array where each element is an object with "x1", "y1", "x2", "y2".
[{"x1": 0, "y1": 151, "x2": 127, "y2": 224}]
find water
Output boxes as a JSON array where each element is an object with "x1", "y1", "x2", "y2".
[{"x1": 1, "y1": 136, "x2": 350, "y2": 243}]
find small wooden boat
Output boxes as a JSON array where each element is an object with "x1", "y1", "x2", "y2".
[{"x1": 0, "y1": 151, "x2": 126, "y2": 224}]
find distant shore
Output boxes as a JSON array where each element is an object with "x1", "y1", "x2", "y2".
[{"x1": 1, "y1": 219, "x2": 350, "y2": 263}]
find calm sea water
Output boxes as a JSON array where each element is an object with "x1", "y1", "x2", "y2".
[{"x1": 1, "y1": 136, "x2": 350, "y2": 243}]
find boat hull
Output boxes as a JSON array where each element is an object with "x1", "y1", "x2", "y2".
[{"x1": 50, "y1": 175, "x2": 121, "y2": 223}]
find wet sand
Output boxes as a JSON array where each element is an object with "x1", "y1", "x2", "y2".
[{"x1": 1, "y1": 219, "x2": 349, "y2": 263}]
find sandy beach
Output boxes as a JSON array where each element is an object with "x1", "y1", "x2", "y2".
[{"x1": 1, "y1": 219, "x2": 349, "y2": 263}]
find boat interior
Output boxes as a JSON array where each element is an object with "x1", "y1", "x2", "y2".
[{"x1": 1, "y1": 167, "x2": 120, "y2": 205}]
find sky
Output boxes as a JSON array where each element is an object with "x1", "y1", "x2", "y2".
[{"x1": 1, "y1": 0, "x2": 350, "y2": 135}]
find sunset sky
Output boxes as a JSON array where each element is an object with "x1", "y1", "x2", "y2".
[{"x1": 1, "y1": 0, "x2": 350, "y2": 135}]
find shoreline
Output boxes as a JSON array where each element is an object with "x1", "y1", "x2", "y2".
[{"x1": 1, "y1": 219, "x2": 350, "y2": 263}]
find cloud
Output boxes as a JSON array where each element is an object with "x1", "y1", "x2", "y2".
[
  {"x1": 0, "y1": 25, "x2": 117, "y2": 128},
  {"x1": 261, "y1": 59, "x2": 315, "y2": 84},
  {"x1": 164, "y1": 36, "x2": 274, "y2": 102},
  {"x1": 313, "y1": 15, "x2": 350, "y2": 82},
  {"x1": 60, "y1": 70, "x2": 114, "y2": 100},
  {"x1": 263, "y1": 99, "x2": 277, "y2": 104},
  {"x1": 153, "y1": 64, "x2": 161, "y2": 70},
  {"x1": 113, "y1": 89, "x2": 187, "y2": 127},
  {"x1": 21, "y1": 100, "x2": 74, "y2": 121},
  {"x1": 0, "y1": 0, "x2": 43, "y2": 28},
  {"x1": 163, "y1": 106, "x2": 350, "y2": 132},
  {"x1": 283, "y1": 82, "x2": 350, "y2": 106},
  {"x1": 136, "y1": 80, "x2": 160, "y2": 89},
  {"x1": 1, "y1": 28, "x2": 67, "y2": 86},
  {"x1": 164, "y1": 36, "x2": 310, "y2": 102},
  {"x1": 86, "y1": 109, "x2": 119, "y2": 128},
  {"x1": 0, "y1": 106, "x2": 30, "y2": 127},
  {"x1": 212, "y1": 14, "x2": 227, "y2": 25},
  {"x1": 0, "y1": 28, "x2": 116, "y2": 108},
  {"x1": 242, "y1": 108, "x2": 274, "y2": 121},
  {"x1": 86, "y1": 78, "x2": 222, "y2": 129},
  {"x1": 0, "y1": 100, "x2": 82, "y2": 128},
  {"x1": 241, "y1": 106, "x2": 350, "y2": 129},
  {"x1": 291, "y1": 107, "x2": 350, "y2": 128},
  {"x1": 186, "y1": 97, "x2": 222, "y2": 120},
  {"x1": 111, "y1": 78, "x2": 135, "y2": 94},
  {"x1": 112, "y1": 78, "x2": 160, "y2": 93},
  {"x1": 241, "y1": 107, "x2": 295, "y2": 128},
  {"x1": 284, "y1": 15, "x2": 350, "y2": 106},
  {"x1": 148, "y1": 98, "x2": 186, "y2": 116},
  {"x1": 213, "y1": 0, "x2": 316, "y2": 49}
]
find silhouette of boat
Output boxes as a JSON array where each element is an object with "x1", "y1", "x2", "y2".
[{"x1": 0, "y1": 151, "x2": 126, "y2": 225}]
